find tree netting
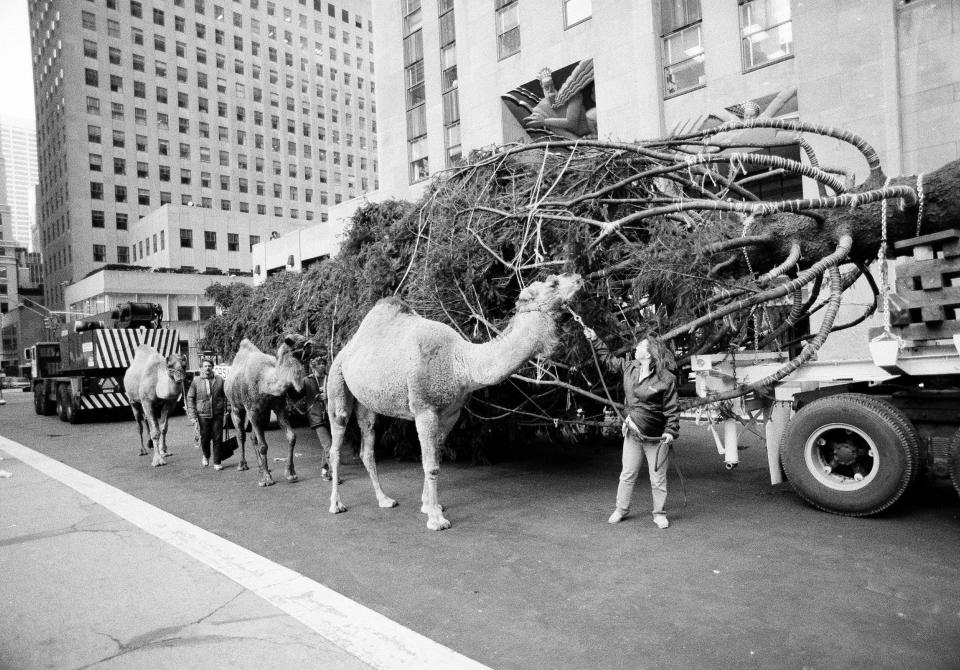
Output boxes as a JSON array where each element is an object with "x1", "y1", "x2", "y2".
[{"x1": 204, "y1": 118, "x2": 959, "y2": 460}]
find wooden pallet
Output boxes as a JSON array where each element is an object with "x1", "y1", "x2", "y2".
[{"x1": 883, "y1": 229, "x2": 960, "y2": 341}]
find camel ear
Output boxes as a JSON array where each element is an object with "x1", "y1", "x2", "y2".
[{"x1": 283, "y1": 334, "x2": 298, "y2": 348}]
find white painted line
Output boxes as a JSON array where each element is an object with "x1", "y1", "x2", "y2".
[{"x1": 0, "y1": 436, "x2": 492, "y2": 670}]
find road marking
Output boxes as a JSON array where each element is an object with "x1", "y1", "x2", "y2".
[{"x1": 0, "y1": 436, "x2": 491, "y2": 670}]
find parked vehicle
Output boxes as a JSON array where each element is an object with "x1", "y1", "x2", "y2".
[
  {"x1": 693, "y1": 230, "x2": 960, "y2": 515},
  {"x1": 29, "y1": 302, "x2": 182, "y2": 423}
]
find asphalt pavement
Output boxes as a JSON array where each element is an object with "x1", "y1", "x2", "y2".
[{"x1": 2, "y1": 389, "x2": 960, "y2": 669}]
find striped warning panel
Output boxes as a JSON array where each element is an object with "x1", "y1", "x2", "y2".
[
  {"x1": 94, "y1": 329, "x2": 179, "y2": 368},
  {"x1": 80, "y1": 392, "x2": 131, "y2": 410}
]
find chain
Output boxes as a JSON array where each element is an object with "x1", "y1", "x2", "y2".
[
  {"x1": 741, "y1": 214, "x2": 755, "y2": 277},
  {"x1": 878, "y1": 177, "x2": 893, "y2": 337},
  {"x1": 915, "y1": 172, "x2": 925, "y2": 238}
]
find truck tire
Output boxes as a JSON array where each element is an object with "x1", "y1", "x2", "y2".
[
  {"x1": 780, "y1": 393, "x2": 919, "y2": 516},
  {"x1": 56, "y1": 385, "x2": 68, "y2": 421},
  {"x1": 950, "y1": 428, "x2": 960, "y2": 499},
  {"x1": 58, "y1": 385, "x2": 79, "y2": 424},
  {"x1": 36, "y1": 383, "x2": 56, "y2": 416}
]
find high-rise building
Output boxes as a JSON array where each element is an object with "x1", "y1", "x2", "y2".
[
  {"x1": 28, "y1": 0, "x2": 379, "y2": 308},
  {"x1": 372, "y1": 0, "x2": 960, "y2": 203},
  {"x1": 0, "y1": 116, "x2": 39, "y2": 252}
]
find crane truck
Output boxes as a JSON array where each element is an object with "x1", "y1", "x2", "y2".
[{"x1": 28, "y1": 302, "x2": 181, "y2": 423}]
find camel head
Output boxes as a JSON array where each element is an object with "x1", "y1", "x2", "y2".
[
  {"x1": 166, "y1": 353, "x2": 187, "y2": 383},
  {"x1": 276, "y1": 333, "x2": 312, "y2": 392},
  {"x1": 516, "y1": 273, "x2": 583, "y2": 314}
]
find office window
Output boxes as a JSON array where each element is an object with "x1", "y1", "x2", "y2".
[
  {"x1": 227, "y1": 232, "x2": 239, "y2": 251},
  {"x1": 116, "y1": 213, "x2": 128, "y2": 229},
  {"x1": 117, "y1": 246, "x2": 129, "y2": 264},
  {"x1": 93, "y1": 244, "x2": 106, "y2": 263},
  {"x1": 739, "y1": 0, "x2": 793, "y2": 70},
  {"x1": 661, "y1": 0, "x2": 704, "y2": 96},
  {"x1": 91, "y1": 210, "x2": 105, "y2": 228},
  {"x1": 564, "y1": 0, "x2": 590, "y2": 27},
  {"x1": 84, "y1": 40, "x2": 97, "y2": 58},
  {"x1": 180, "y1": 228, "x2": 193, "y2": 248},
  {"x1": 138, "y1": 188, "x2": 151, "y2": 205},
  {"x1": 114, "y1": 157, "x2": 126, "y2": 175},
  {"x1": 113, "y1": 130, "x2": 125, "y2": 147},
  {"x1": 154, "y1": 34, "x2": 166, "y2": 51},
  {"x1": 82, "y1": 11, "x2": 96, "y2": 29},
  {"x1": 89, "y1": 153, "x2": 102, "y2": 171},
  {"x1": 137, "y1": 161, "x2": 149, "y2": 178},
  {"x1": 495, "y1": 0, "x2": 520, "y2": 59},
  {"x1": 115, "y1": 185, "x2": 127, "y2": 202},
  {"x1": 133, "y1": 54, "x2": 145, "y2": 72},
  {"x1": 88, "y1": 125, "x2": 101, "y2": 143},
  {"x1": 204, "y1": 231, "x2": 217, "y2": 250},
  {"x1": 85, "y1": 69, "x2": 98, "y2": 87},
  {"x1": 177, "y1": 306, "x2": 195, "y2": 321}
]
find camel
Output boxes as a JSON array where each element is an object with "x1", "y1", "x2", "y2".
[
  {"x1": 224, "y1": 334, "x2": 312, "y2": 486},
  {"x1": 124, "y1": 345, "x2": 187, "y2": 467},
  {"x1": 326, "y1": 272, "x2": 583, "y2": 530}
]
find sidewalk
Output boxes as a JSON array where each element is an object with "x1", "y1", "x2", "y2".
[{"x1": 0, "y1": 438, "x2": 490, "y2": 670}]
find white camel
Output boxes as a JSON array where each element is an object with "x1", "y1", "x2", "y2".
[
  {"x1": 124, "y1": 345, "x2": 187, "y2": 467},
  {"x1": 326, "y1": 273, "x2": 583, "y2": 530}
]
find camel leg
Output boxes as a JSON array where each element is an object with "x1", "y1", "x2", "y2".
[
  {"x1": 276, "y1": 406, "x2": 298, "y2": 483},
  {"x1": 249, "y1": 411, "x2": 275, "y2": 487},
  {"x1": 131, "y1": 403, "x2": 148, "y2": 456},
  {"x1": 356, "y1": 404, "x2": 397, "y2": 509},
  {"x1": 415, "y1": 410, "x2": 449, "y2": 530},
  {"x1": 157, "y1": 402, "x2": 172, "y2": 457},
  {"x1": 328, "y1": 418, "x2": 348, "y2": 514},
  {"x1": 232, "y1": 407, "x2": 249, "y2": 471},
  {"x1": 421, "y1": 409, "x2": 459, "y2": 516},
  {"x1": 315, "y1": 424, "x2": 337, "y2": 481},
  {"x1": 144, "y1": 409, "x2": 166, "y2": 467}
]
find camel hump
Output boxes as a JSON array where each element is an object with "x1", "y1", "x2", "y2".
[{"x1": 374, "y1": 295, "x2": 415, "y2": 315}]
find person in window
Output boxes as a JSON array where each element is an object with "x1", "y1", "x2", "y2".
[
  {"x1": 186, "y1": 358, "x2": 227, "y2": 470},
  {"x1": 583, "y1": 327, "x2": 680, "y2": 529}
]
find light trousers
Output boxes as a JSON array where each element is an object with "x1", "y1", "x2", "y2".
[{"x1": 616, "y1": 433, "x2": 669, "y2": 515}]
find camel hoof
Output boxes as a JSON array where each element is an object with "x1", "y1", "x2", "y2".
[
  {"x1": 152, "y1": 460, "x2": 166, "y2": 468},
  {"x1": 379, "y1": 498, "x2": 398, "y2": 509},
  {"x1": 286, "y1": 473, "x2": 299, "y2": 483},
  {"x1": 139, "y1": 450, "x2": 149, "y2": 456},
  {"x1": 427, "y1": 517, "x2": 451, "y2": 531},
  {"x1": 330, "y1": 503, "x2": 347, "y2": 514},
  {"x1": 237, "y1": 462, "x2": 249, "y2": 471},
  {"x1": 258, "y1": 479, "x2": 276, "y2": 487}
]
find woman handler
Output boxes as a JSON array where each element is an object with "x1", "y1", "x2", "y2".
[{"x1": 583, "y1": 328, "x2": 680, "y2": 529}]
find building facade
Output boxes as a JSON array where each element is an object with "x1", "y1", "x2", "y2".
[
  {"x1": 372, "y1": 0, "x2": 959, "y2": 199},
  {"x1": 28, "y1": 0, "x2": 379, "y2": 308},
  {"x1": 0, "y1": 116, "x2": 40, "y2": 251}
]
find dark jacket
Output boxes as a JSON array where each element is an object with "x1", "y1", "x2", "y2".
[
  {"x1": 592, "y1": 339, "x2": 680, "y2": 439},
  {"x1": 301, "y1": 373, "x2": 328, "y2": 429},
  {"x1": 186, "y1": 374, "x2": 226, "y2": 420}
]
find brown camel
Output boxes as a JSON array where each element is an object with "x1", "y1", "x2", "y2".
[
  {"x1": 326, "y1": 273, "x2": 583, "y2": 530},
  {"x1": 124, "y1": 345, "x2": 187, "y2": 467},
  {"x1": 224, "y1": 335, "x2": 312, "y2": 486}
]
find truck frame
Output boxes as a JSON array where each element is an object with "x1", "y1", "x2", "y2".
[{"x1": 693, "y1": 230, "x2": 960, "y2": 515}]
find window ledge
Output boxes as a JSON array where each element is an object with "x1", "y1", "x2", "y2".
[
  {"x1": 663, "y1": 83, "x2": 706, "y2": 101},
  {"x1": 742, "y1": 54, "x2": 794, "y2": 76}
]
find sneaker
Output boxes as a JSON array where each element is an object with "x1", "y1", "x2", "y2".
[
  {"x1": 607, "y1": 508, "x2": 629, "y2": 524},
  {"x1": 213, "y1": 464, "x2": 223, "y2": 471},
  {"x1": 201, "y1": 457, "x2": 209, "y2": 467},
  {"x1": 653, "y1": 514, "x2": 670, "y2": 529}
]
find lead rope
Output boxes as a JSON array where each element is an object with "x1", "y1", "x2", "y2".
[
  {"x1": 568, "y1": 305, "x2": 687, "y2": 510},
  {"x1": 878, "y1": 177, "x2": 899, "y2": 341}
]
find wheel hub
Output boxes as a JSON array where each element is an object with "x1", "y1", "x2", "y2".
[{"x1": 807, "y1": 423, "x2": 878, "y2": 490}]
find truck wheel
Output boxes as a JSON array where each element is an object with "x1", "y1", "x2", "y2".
[
  {"x1": 949, "y1": 429, "x2": 960, "y2": 499},
  {"x1": 780, "y1": 393, "x2": 919, "y2": 516},
  {"x1": 34, "y1": 385, "x2": 44, "y2": 415},
  {"x1": 58, "y1": 385, "x2": 79, "y2": 424}
]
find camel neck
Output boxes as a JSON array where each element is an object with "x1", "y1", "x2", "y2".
[{"x1": 462, "y1": 309, "x2": 556, "y2": 389}]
